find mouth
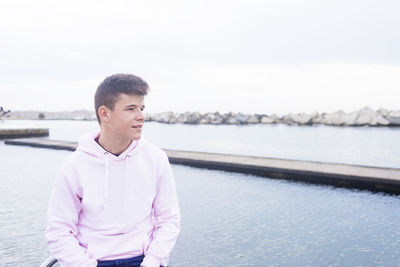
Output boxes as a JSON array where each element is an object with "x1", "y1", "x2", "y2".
[{"x1": 132, "y1": 125, "x2": 142, "y2": 129}]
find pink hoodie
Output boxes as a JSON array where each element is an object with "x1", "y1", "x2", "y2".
[{"x1": 45, "y1": 131, "x2": 181, "y2": 267}]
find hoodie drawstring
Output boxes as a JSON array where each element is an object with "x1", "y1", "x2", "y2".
[
  {"x1": 103, "y1": 152, "x2": 110, "y2": 209},
  {"x1": 125, "y1": 155, "x2": 130, "y2": 211}
]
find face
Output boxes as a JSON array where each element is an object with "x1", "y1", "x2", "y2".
[{"x1": 103, "y1": 93, "x2": 145, "y2": 142}]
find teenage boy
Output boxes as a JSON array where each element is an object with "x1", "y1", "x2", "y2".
[{"x1": 46, "y1": 74, "x2": 181, "y2": 267}]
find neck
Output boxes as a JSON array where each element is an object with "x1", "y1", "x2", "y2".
[{"x1": 98, "y1": 132, "x2": 132, "y2": 156}]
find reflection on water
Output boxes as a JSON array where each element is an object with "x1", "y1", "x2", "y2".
[{"x1": 1, "y1": 143, "x2": 399, "y2": 266}]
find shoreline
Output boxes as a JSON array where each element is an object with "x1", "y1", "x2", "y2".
[{"x1": 4, "y1": 107, "x2": 400, "y2": 127}]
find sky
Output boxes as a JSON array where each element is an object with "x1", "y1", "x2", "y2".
[{"x1": 1, "y1": 0, "x2": 399, "y2": 115}]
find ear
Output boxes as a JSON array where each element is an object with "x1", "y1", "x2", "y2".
[{"x1": 98, "y1": 106, "x2": 110, "y2": 123}]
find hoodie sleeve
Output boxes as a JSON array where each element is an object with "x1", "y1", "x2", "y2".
[
  {"x1": 45, "y1": 158, "x2": 98, "y2": 267},
  {"x1": 141, "y1": 152, "x2": 181, "y2": 267}
]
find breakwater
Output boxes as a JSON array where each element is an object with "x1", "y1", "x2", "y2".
[
  {"x1": 7, "y1": 107, "x2": 400, "y2": 127},
  {"x1": 0, "y1": 128, "x2": 49, "y2": 139},
  {"x1": 5, "y1": 138, "x2": 400, "y2": 195},
  {"x1": 148, "y1": 107, "x2": 400, "y2": 126}
]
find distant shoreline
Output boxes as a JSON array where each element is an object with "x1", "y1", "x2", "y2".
[{"x1": 4, "y1": 107, "x2": 400, "y2": 127}]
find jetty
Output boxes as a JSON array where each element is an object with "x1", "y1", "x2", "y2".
[
  {"x1": 4, "y1": 138, "x2": 400, "y2": 195},
  {"x1": 0, "y1": 128, "x2": 49, "y2": 139}
]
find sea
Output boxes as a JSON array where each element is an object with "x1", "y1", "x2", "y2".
[{"x1": 0, "y1": 120, "x2": 399, "y2": 266}]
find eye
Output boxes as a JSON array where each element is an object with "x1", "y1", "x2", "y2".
[{"x1": 140, "y1": 106, "x2": 145, "y2": 111}]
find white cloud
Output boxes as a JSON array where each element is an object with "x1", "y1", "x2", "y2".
[
  {"x1": 0, "y1": 0, "x2": 399, "y2": 113},
  {"x1": 145, "y1": 63, "x2": 400, "y2": 114}
]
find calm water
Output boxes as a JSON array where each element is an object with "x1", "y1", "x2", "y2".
[
  {"x1": 0, "y1": 143, "x2": 400, "y2": 266},
  {"x1": 3, "y1": 119, "x2": 400, "y2": 168},
  {"x1": 1, "y1": 121, "x2": 400, "y2": 266}
]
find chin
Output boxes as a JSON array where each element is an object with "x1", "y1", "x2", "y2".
[{"x1": 131, "y1": 134, "x2": 142, "y2": 140}]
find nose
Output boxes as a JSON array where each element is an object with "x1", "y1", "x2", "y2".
[{"x1": 136, "y1": 109, "x2": 144, "y2": 121}]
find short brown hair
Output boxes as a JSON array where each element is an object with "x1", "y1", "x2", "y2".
[{"x1": 94, "y1": 74, "x2": 149, "y2": 123}]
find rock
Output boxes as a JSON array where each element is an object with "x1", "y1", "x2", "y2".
[
  {"x1": 354, "y1": 116, "x2": 369, "y2": 126},
  {"x1": 157, "y1": 111, "x2": 177, "y2": 123},
  {"x1": 203, "y1": 112, "x2": 224, "y2": 125},
  {"x1": 224, "y1": 116, "x2": 240, "y2": 124},
  {"x1": 355, "y1": 107, "x2": 376, "y2": 126},
  {"x1": 310, "y1": 111, "x2": 322, "y2": 124},
  {"x1": 388, "y1": 110, "x2": 400, "y2": 117},
  {"x1": 177, "y1": 112, "x2": 189, "y2": 123},
  {"x1": 268, "y1": 114, "x2": 280, "y2": 122},
  {"x1": 321, "y1": 110, "x2": 346, "y2": 126},
  {"x1": 144, "y1": 113, "x2": 152, "y2": 121},
  {"x1": 236, "y1": 113, "x2": 249, "y2": 124},
  {"x1": 183, "y1": 112, "x2": 201, "y2": 124},
  {"x1": 376, "y1": 114, "x2": 390, "y2": 126},
  {"x1": 341, "y1": 112, "x2": 358, "y2": 126},
  {"x1": 260, "y1": 115, "x2": 275, "y2": 124},
  {"x1": 281, "y1": 112, "x2": 312, "y2": 125},
  {"x1": 198, "y1": 118, "x2": 209, "y2": 124},
  {"x1": 210, "y1": 112, "x2": 224, "y2": 124},
  {"x1": 6, "y1": 108, "x2": 398, "y2": 127},
  {"x1": 247, "y1": 115, "x2": 259, "y2": 124},
  {"x1": 387, "y1": 110, "x2": 400, "y2": 126},
  {"x1": 296, "y1": 113, "x2": 313, "y2": 125},
  {"x1": 377, "y1": 108, "x2": 389, "y2": 117},
  {"x1": 222, "y1": 112, "x2": 240, "y2": 124},
  {"x1": 281, "y1": 113, "x2": 297, "y2": 124}
]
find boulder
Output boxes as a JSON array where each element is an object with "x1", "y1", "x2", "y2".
[
  {"x1": 204, "y1": 112, "x2": 224, "y2": 125},
  {"x1": 144, "y1": 114, "x2": 152, "y2": 121},
  {"x1": 377, "y1": 108, "x2": 389, "y2": 117},
  {"x1": 310, "y1": 111, "x2": 322, "y2": 124},
  {"x1": 235, "y1": 113, "x2": 249, "y2": 124},
  {"x1": 387, "y1": 110, "x2": 400, "y2": 126},
  {"x1": 260, "y1": 115, "x2": 275, "y2": 124},
  {"x1": 177, "y1": 112, "x2": 189, "y2": 123},
  {"x1": 199, "y1": 118, "x2": 209, "y2": 124},
  {"x1": 295, "y1": 113, "x2": 313, "y2": 125},
  {"x1": 268, "y1": 114, "x2": 280, "y2": 122},
  {"x1": 341, "y1": 112, "x2": 358, "y2": 126},
  {"x1": 247, "y1": 115, "x2": 259, "y2": 124},
  {"x1": 210, "y1": 112, "x2": 224, "y2": 124},
  {"x1": 281, "y1": 112, "x2": 297, "y2": 124},
  {"x1": 183, "y1": 112, "x2": 201, "y2": 124},
  {"x1": 355, "y1": 107, "x2": 376, "y2": 126},
  {"x1": 376, "y1": 114, "x2": 390, "y2": 126},
  {"x1": 389, "y1": 110, "x2": 400, "y2": 117},
  {"x1": 321, "y1": 110, "x2": 346, "y2": 126},
  {"x1": 157, "y1": 111, "x2": 177, "y2": 123},
  {"x1": 224, "y1": 116, "x2": 240, "y2": 124},
  {"x1": 222, "y1": 112, "x2": 240, "y2": 124}
]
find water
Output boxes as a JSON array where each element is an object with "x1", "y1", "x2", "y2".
[
  {"x1": 1, "y1": 120, "x2": 400, "y2": 266},
  {"x1": 0, "y1": 143, "x2": 399, "y2": 266},
  {"x1": 3, "y1": 120, "x2": 400, "y2": 168},
  {"x1": 174, "y1": 167, "x2": 400, "y2": 266},
  {"x1": 0, "y1": 144, "x2": 66, "y2": 266}
]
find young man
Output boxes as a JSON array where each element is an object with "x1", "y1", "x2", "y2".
[{"x1": 46, "y1": 74, "x2": 181, "y2": 267}]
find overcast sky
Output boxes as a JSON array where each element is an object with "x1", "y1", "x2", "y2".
[{"x1": 1, "y1": 0, "x2": 399, "y2": 115}]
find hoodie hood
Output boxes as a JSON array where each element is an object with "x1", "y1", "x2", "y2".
[
  {"x1": 75, "y1": 131, "x2": 143, "y2": 209},
  {"x1": 76, "y1": 131, "x2": 142, "y2": 160}
]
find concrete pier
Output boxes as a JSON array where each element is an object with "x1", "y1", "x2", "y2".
[
  {"x1": 0, "y1": 128, "x2": 49, "y2": 139},
  {"x1": 4, "y1": 138, "x2": 400, "y2": 195}
]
